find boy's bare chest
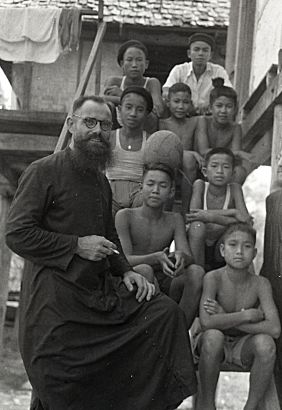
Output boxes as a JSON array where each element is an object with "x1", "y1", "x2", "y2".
[
  {"x1": 217, "y1": 279, "x2": 258, "y2": 312},
  {"x1": 130, "y1": 219, "x2": 174, "y2": 252},
  {"x1": 209, "y1": 126, "x2": 233, "y2": 148}
]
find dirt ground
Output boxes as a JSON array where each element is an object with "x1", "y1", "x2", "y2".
[
  {"x1": 0, "y1": 329, "x2": 31, "y2": 410},
  {"x1": 0, "y1": 326, "x2": 249, "y2": 410}
]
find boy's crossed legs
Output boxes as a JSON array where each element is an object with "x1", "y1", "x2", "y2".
[{"x1": 195, "y1": 329, "x2": 276, "y2": 410}]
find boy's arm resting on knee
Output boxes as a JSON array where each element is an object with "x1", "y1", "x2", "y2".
[
  {"x1": 194, "y1": 116, "x2": 210, "y2": 157},
  {"x1": 230, "y1": 124, "x2": 243, "y2": 152},
  {"x1": 236, "y1": 277, "x2": 281, "y2": 339},
  {"x1": 200, "y1": 273, "x2": 262, "y2": 331},
  {"x1": 103, "y1": 76, "x2": 122, "y2": 104},
  {"x1": 232, "y1": 183, "x2": 253, "y2": 224},
  {"x1": 148, "y1": 78, "x2": 165, "y2": 117},
  {"x1": 173, "y1": 213, "x2": 194, "y2": 266}
]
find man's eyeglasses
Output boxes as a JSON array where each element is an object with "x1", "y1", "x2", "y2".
[{"x1": 72, "y1": 114, "x2": 113, "y2": 131}]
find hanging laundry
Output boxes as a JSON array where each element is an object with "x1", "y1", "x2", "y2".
[
  {"x1": 59, "y1": 8, "x2": 81, "y2": 53},
  {"x1": 0, "y1": 8, "x2": 62, "y2": 64},
  {"x1": 0, "y1": 66, "x2": 19, "y2": 109}
]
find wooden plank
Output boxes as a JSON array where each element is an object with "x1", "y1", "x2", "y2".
[
  {"x1": 55, "y1": 21, "x2": 107, "y2": 153},
  {"x1": 0, "y1": 194, "x2": 12, "y2": 353},
  {"x1": 225, "y1": 0, "x2": 241, "y2": 82},
  {"x1": 0, "y1": 110, "x2": 66, "y2": 136},
  {"x1": 0, "y1": 133, "x2": 57, "y2": 153},
  {"x1": 22, "y1": 63, "x2": 33, "y2": 111},
  {"x1": 242, "y1": 71, "x2": 282, "y2": 151},
  {"x1": 233, "y1": 0, "x2": 256, "y2": 107},
  {"x1": 270, "y1": 104, "x2": 282, "y2": 191}
]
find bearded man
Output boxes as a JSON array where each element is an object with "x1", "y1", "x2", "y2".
[{"x1": 6, "y1": 96, "x2": 197, "y2": 410}]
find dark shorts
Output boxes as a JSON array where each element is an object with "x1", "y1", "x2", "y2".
[{"x1": 154, "y1": 270, "x2": 173, "y2": 295}]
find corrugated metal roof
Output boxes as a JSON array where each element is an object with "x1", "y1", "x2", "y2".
[{"x1": 0, "y1": 0, "x2": 230, "y2": 27}]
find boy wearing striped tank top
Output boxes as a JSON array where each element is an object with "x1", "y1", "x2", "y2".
[
  {"x1": 103, "y1": 40, "x2": 164, "y2": 133},
  {"x1": 186, "y1": 147, "x2": 252, "y2": 271},
  {"x1": 106, "y1": 86, "x2": 153, "y2": 216}
]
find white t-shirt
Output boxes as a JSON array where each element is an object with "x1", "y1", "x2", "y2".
[{"x1": 163, "y1": 61, "x2": 232, "y2": 114}]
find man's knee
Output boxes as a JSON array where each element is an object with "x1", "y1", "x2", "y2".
[
  {"x1": 252, "y1": 334, "x2": 276, "y2": 362},
  {"x1": 201, "y1": 329, "x2": 225, "y2": 358}
]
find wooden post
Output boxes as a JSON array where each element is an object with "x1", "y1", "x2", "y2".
[
  {"x1": 22, "y1": 62, "x2": 33, "y2": 111},
  {"x1": 225, "y1": 0, "x2": 240, "y2": 83},
  {"x1": 0, "y1": 192, "x2": 12, "y2": 354},
  {"x1": 270, "y1": 104, "x2": 282, "y2": 191},
  {"x1": 233, "y1": 0, "x2": 256, "y2": 107}
]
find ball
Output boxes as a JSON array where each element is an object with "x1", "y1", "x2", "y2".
[{"x1": 144, "y1": 130, "x2": 183, "y2": 170}]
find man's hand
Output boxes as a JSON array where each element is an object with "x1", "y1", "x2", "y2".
[
  {"x1": 204, "y1": 298, "x2": 226, "y2": 315},
  {"x1": 76, "y1": 235, "x2": 118, "y2": 261},
  {"x1": 123, "y1": 271, "x2": 155, "y2": 302}
]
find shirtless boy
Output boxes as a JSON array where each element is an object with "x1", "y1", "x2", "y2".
[
  {"x1": 115, "y1": 162, "x2": 205, "y2": 329},
  {"x1": 159, "y1": 83, "x2": 207, "y2": 212},
  {"x1": 194, "y1": 223, "x2": 281, "y2": 410},
  {"x1": 195, "y1": 77, "x2": 253, "y2": 184},
  {"x1": 187, "y1": 147, "x2": 251, "y2": 270}
]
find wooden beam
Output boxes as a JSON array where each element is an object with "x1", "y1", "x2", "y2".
[
  {"x1": 22, "y1": 63, "x2": 33, "y2": 111},
  {"x1": 242, "y1": 71, "x2": 282, "y2": 151},
  {"x1": 0, "y1": 194, "x2": 12, "y2": 354},
  {"x1": 0, "y1": 133, "x2": 57, "y2": 153},
  {"x1": 0, "y1": 110, "x2": 66, "y2": 136},
  {"x1": 55, "y1": 21, "x2": 107, "y2": 152},
  {"x1": 270, "y1": 104, "x2": 282, "y2": 191},
  {"x1": 233, "y1": 0, "x2": 256, "y2": 107},
  {"x1": 225, "y1": 0, "x2": 240, "y2": 82}
]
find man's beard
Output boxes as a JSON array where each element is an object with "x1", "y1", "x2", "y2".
[{"x1": 71, "y1": 132, "x2": 113, "y2": 174}]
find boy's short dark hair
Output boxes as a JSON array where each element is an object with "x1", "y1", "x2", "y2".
[
  {"x1": 205, "y1": 147, "x2": 236, "y2": 169},
  {"x1": 222, "y1": 223, "x2": 256, "y2": 245},
  {"x1": 187, "y1": 33, "x2": 215, "y2": 51},
  {"x1": 168, "y1": 83, "x2": 192, "y2": 98},
  {"x1": 120, "y1": 86, "x2": 153, "y2": 113},
  {"x1": 143, "y1": 162, "x2": 175, "y2": 184},
  {"x1": 117, "y1": 40, "x2": 148, "y2": 66},
  {"x1": 210, "y1": 77, "x2": 238, "y2": 107}
]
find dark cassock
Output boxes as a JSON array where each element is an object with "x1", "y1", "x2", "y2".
[
  {"x1": 6, "y1": 147, "x2": 197, "y2": 410},
  {"x1": 260, "y1": 189, "x2": 282, "y2": 408}
]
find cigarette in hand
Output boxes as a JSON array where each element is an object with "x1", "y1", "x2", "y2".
[{"x1": 112, "y1": 249, "x2": 120, "y2": 255}]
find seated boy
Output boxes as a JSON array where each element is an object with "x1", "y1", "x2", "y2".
[
  {"x1": 195, "y1": 77, "x2": 254, "y2": 185},
  {"x1": 115, "y1": 162, "x2": 205, "y2": 329},
  {"x1": 103, "y1": 40, "x2": 164, "y2": 133},
  {"x1": 187, "y1": 147, "x2": 252, "y2": 271},
  {"x1": 106, "y1": 86, "x2": 153, "y2": 216},
  {"x1": 194, "y1": 223, "x2": 281, "y2": 410},
  {"x1": 159, "y1": 83, "x2": 208, "y2": 212}
]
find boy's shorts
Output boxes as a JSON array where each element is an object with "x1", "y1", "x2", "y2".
[
  {"x1": 193, "y1": 331, "x2": 253, "y2": 369},
  {"x1": 110, "y1": 180, "x2": 143, "y2": 216},
  {"x1": 154, "y1": 270, "x2": 172, "y2": 295}
]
